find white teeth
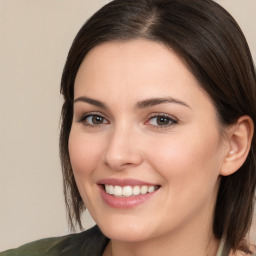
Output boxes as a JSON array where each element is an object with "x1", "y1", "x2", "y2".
[
  {"x1": 148, "y1": 185, "x2": 155, "y2": 193},
  {"x1": 105, "y1": 185, "x2": 114, "y2": 194},
  {"x1": 114, "y1": 186, "x2": 122, "y2": 196},
  {"x1": 105, "y1": 185, "x2": 110, "y2": 194},
  {"x1": 122, "y1": 186, "x2": 133, "y2": 197},
  {"x1": 109, "y1": 185, "x2": 114, "y2": 194},
  {"x1": 141, "y1": 185, "x2": 148, "y2": 194},
  {"x1": 104, "y1": 184, "x2": 158, "y2": 197},
  {"x1": 133, "y1": 185, "x2": 140, "y2": 195}
]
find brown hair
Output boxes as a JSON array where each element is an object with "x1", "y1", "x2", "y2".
[{"x1": 60, "y1": 0, "x2": 256, "y2": 251}]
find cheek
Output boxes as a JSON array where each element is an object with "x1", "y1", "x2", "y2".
[
  {"x1": 148, "y1": 126, "x2": 223, "y2": 190},
  {"x1": 147, "y1": 129, "x2": 223, "y2": 223},
  {"x1": 68, "y1": 130, "x2": 103, "y2": 177}
]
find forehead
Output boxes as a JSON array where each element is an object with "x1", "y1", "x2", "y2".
[
  {"x1": 74, "y1": 39, "x2": 214, "y2": 112},
  {"x1": 76, "y1": 40, "x2": 189, "y2": 78}
]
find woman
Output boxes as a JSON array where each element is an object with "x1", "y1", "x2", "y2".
[{"x1": 1, "y1": 0, "x2": 255, "y2": 255}]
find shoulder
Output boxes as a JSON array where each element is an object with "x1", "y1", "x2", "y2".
[{"x1": 0, "y1": 226, "x2": 109, "y2": 256}]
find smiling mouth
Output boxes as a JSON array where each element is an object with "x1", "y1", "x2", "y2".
[{"x1": 103, "y1": 184, "x2": 160, "y2": 197}]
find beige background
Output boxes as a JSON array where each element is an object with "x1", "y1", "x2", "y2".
[{"x1": 0, "y1": 0, "x2": 255, "y2": 251}]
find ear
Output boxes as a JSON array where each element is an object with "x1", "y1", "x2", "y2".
[{"x1": 220, "y1": 115, "x2": 254, "y2": 176}]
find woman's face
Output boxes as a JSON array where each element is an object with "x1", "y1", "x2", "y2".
[{"x1": 69, "y1": 39, "x2": 229, "y2": 242}]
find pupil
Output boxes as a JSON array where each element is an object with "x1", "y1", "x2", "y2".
[
  {"x1": 157, "y1": 117, "x2": 169, "y2": 125},
  {"x1": 93, "y1": 116, "x2": 103, "y2": 124}
]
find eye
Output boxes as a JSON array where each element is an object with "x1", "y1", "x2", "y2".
[
  {"x1": 78, "y1": 113, "x2": 109, "y2": 126},
  {"x1": 146, "y1": 114, "x2": 177, "y2": 127}
]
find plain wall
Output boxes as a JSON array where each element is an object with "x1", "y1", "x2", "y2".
[{"x1": 0, "y1": 0, "x2": 255, "y2": 251}]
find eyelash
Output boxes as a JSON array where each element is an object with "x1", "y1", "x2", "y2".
[
  {"x1": 145, "y1": 113, "x2": 178, "y2": 129},
  {"x1": 77, "y1": 112, "x2": 109, "y2": 127},
  {"x1": 77, "y1": 112, "x2": 178, "y2": 129}
]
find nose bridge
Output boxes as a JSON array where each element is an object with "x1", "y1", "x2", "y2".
[{"x1": 103, "y1": 121, "x2": 142, "y2": 170}]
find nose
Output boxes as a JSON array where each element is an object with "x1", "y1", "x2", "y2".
[{"x1": 103, "y1": 125, "x2": 143, "y2": 171}]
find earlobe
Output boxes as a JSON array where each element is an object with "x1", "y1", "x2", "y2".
[{"x1": 220, "y1": 115, "x2": 254, "y2": 176}]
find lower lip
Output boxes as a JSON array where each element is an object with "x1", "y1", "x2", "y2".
[{"x1": 99, "y1": 185, "x2": 159, "y2": 209}]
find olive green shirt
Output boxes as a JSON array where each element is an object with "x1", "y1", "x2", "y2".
[
  {"x1": 0, "y1": 226, "x2": 109, "y2": 256},
  {"x1": 1, "y1": 225, "x2": 231, "y2": 256}
]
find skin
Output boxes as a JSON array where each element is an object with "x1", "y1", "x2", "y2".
[{"x1": 68, "y1": 39, "x2": 235, "y2": 256}]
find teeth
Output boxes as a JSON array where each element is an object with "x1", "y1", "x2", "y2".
[
  {"x1": 123, "y1": 186, "x2": 133, "y2": 197},
  {"x1": 104, "y1": 185, "x2": 158, "y2": 197},
  {"x1": 133, "y1": 185, "x2": 140, "y2": 195},
  {"x1": 105, "y1": 185, "x2": 114, "y2": 195},
  {"x1": 114, "y1": 186, "x2": 122, "y2": 197},
  {"x1": 109, "y1": 185, "x2": 114, "y2": 194},
  {"x1": 148, "y1": 185, "x2": 155, "y2": 193},
  {"x1": 141, "y1": 185, "x2": 148, "y2": 194}
]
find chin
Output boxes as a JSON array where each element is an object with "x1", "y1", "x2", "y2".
[{"x1": 97, "y1": 218, "x2": 155, "y2": 242}]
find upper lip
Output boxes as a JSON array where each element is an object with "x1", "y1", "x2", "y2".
[{"x1": 97, "y1": 178, "x2": 159, "y2": 187}]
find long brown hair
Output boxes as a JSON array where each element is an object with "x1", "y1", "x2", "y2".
[{"x1": 60, "y1": 0, "x2": 256, "y2": 251}]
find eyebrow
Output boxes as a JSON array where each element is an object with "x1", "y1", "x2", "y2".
[
  {"x1": 73, "y1": 96, "x2": 107, "y2": 109},
  {"x1": 73, "y1": 96, "x2": 191, "y2": 110},
  {"x1": 136, "y1": 97, "x2": 191, "y2": 109}
]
